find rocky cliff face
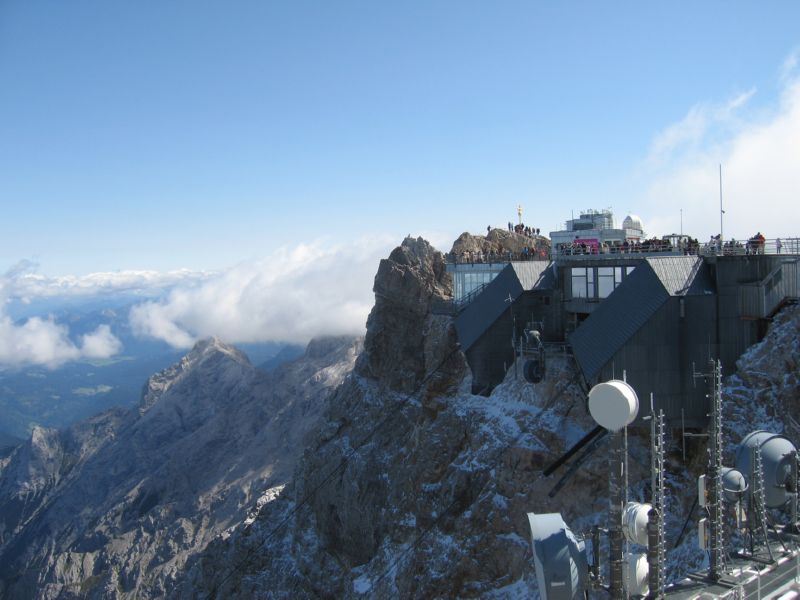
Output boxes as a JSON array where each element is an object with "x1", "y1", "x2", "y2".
[
  {"x1": 176, "y1": 236, "x2": 610, "y2": 599},
  {"x1": 0, "y1": 335, "x2": 361, "y2": 599}
]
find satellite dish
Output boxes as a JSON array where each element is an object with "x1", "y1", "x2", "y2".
[
  {"x1": 588, "y1": 380, "x2": 639, "y2": 431},
  {"x1": 735, "y1": 431, "x2": 797, "y2": 508},
  {"x1": 622, "y1": 552, "x2": 650, "y2": 597},
  {"x1": 720, "y1": 467, "x2": 747, "y2": 503},
  {"x1": 523, "y1": 359, "x2": 544, "y2": 383},
  {"x1": 527, "y1": 512, "x2": 587, "y2": 600},
  {"x1": 622, "y1": 502, "x2": 652, "y2": 546}
]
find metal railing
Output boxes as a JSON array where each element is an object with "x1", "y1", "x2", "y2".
[{"x1": 446, "y1": 250, "x2": 549, "y2": 264}]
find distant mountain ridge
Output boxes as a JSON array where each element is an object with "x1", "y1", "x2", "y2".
[{"x1": 0, "y1": 334, "x2": 362, "y2": 599}]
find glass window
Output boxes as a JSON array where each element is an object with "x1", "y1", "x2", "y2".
[
  {"x1": 571, "y1": 267, "x2": 589, "y2": 298},
  {"x1": 571, "y1": 269, "x2": 586, "y2": 298},
  {"x1": 598, "y1": 272, "x2": 614, "y2": 298}
]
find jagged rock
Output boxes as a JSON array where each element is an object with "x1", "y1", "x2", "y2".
[
  {"x1": 0, "y1": 335, "x2": 362, "y2": 599},
  {"x1": 450, "y1": 229, "x2": 550, "y2": 260},
  {"x1": 357, "y1": 236, "x2": 464, "y2": 395}
]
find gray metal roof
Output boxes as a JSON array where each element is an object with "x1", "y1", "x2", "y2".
[
  {"x1": 454, "y1": 261, "x2": 555, "y2": 351},
  {"x1": 570, "y1": 264, "x2": 670, "y2": 381},
  {"x1": 509, "y1": 261, "x2": 555, "y2": 290},
  {"x1": 645, "y1": 256, "x2": 707, "y2": 296},
  {"x1": 455, "y1": 264, "x2": 523, "y2": 351}
]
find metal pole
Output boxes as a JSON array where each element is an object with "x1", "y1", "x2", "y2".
[
  {"x1": 647, "y1": 409, "x2": 666, "y2": 599},
  {"x1": 709, "y1": 359, "x2": 725, "y2": 581},
  {"x1": 610, "y1": 430, "x2": 625, "y2": 599},
  {"x1": 719, "y1": 164, "x2": 724, "y2": 245}
]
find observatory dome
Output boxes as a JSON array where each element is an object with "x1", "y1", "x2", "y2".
[{"x1": 623, "y1": 215, "x2": 643, "y2": 232}]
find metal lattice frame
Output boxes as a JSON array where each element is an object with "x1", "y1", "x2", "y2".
[
  {"x1": 709, "y1": 359, "x2": 725, "y2": 581},
  {"x1": 647, "y1": 409, "x2": 667, "y2": 598},
  {"x1": 749, "y1": 445, "x2": 775, "y2": 561}
]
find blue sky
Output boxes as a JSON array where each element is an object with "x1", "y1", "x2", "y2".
[
  {"x1": 2, "y1": 1, "x2": 799, "y2": 275},
  {"x1": 1, "y1": 2, "x2": 800, "y2": 363}
]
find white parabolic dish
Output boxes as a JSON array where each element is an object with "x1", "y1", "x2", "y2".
[{"x1": 588, "y1": 380, "x2": 639, "y2": 431}]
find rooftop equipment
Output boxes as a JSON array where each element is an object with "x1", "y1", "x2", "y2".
[
  {"x1": 735, "y1": 431, "x2": 797, "y2": 509},
  {"x1": 527, "y1": 512, "x2": 587, "y2": 600},
  {"x1": 588, "y1": 380, "x2": 639, "y2": 432}
]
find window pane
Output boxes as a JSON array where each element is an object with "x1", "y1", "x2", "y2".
[
  {"x1": 571, "y1": 274, "x2": 587, "y2": 298},
  {"x1": 598, "y1": 275, "x2": 614, "y2": 298}
]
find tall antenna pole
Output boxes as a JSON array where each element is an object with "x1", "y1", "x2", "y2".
[
  {"x1": 647, "y1": 406, "x2": 666, "y2": 599},
  {"x1": 719, "y1": 165, "x2": 724, "y2": 244},
  {"x1": 680, "y1": 209, "x2": 683, "y2": 236},
  {"x1": 609, "y1": 430, "x2": 625, "y2": 599},
  {"x1": 708, "y1": 359, "x2": 725, "y2": 581}
]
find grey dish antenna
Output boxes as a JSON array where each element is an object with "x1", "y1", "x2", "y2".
[
  {"x1": 735, "y1": 431, "x2": 797, "y2": 508},
  {"x1": 527, "y1": 512, "x2": 587, "y2": 600},
  {"x1": 588, "y1": 380, "x2": 639, "y2": 431}
]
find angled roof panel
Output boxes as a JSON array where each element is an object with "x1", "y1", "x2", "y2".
[
  {"x1": 570, "y1": 265, "x2": 670, "y2": 381},
  {"x1": 645, "y1": 256, "x2": 704, "y2": 296},
  {"x1": 510, "y1": 261, "x2": 556, "y2": 290},
  {"x1": 455, "y1": 264, "x2": 523, "y2": 351}
]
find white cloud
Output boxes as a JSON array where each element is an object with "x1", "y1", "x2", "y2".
[
  {"x1": 646, "y1": 88, "x2": 756, "y2": 167},
  {"x1": 637, "y1": 55, "x2": 800, "y2": 242},
  {"x1": 0, "y1": 315, "x2": 122, "y2": 369},
  {"x1": 0, "y1": 264, "x2": 125, "y2": 369},
  {"x1": 129, "y1": 236, "x2": 396, "y2": 348},
  {"x1": 6, "y1": 265, "x2": 210, "y2": 303},
  {"x1": 80, "y1": 324, "x2": 123, "y2": 358}
]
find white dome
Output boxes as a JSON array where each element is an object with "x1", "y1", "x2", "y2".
[{"x1": 623, "y1": 215, "x2": 643, "y2": 231}]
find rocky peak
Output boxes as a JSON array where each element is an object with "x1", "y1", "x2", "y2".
[
  {"x1": 138, "y1": 337, "x2": 251, "y2": 415},
  {"x1": 450, "y1": 228, "x2": 551, "y2": 259},
  {"x1": 305, "y1": 335, "x2": 360, "y2": 359},
  {"x1": 356, "y1": 236, "x2": 463, "y2": 395}
]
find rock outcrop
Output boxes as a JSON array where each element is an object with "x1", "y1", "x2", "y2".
[
  {"x1": 450, "y1": 229, "x2": 551, "y2": 260},
  {"x1": 0, "y1": 335, "x2": 362, "y2": 599}
]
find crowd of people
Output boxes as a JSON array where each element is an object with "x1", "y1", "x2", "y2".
[
  {"x1": 450, "y1": 247, "x2": 548, "y2": 264},
  {"x1": 505, "y1": 222, "x2": 539, "y2": 237},
  {"x1": 557, "y1": 237, "x2": 702, "y2": 256},
  {"x1": 707, "y1": 232, "x2": 776, "y2": 255},
  {"x1": 451, "y1": 221, "x2": 794, "y2": 265}
]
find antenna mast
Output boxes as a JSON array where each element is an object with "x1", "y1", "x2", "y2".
[
  {"x1": 719, "y1": 165, "x2": 724, "y2": 245},
  {"x1": 647, "y1": 405, "x2": 666, "y2": 598},
  {"x1": 708, "y1": 359, "x2": 725, "y2": 581}
]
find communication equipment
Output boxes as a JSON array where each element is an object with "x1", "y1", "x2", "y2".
[
  {"x1": 622, "y1": 502, "x2": 652, "y2": 546},
  {"x1": 698, "y1": 475, "x2": 707, "y2": 508},
  {"x1": 698, "y1": 517, "x2": 708, "y2": 549},
  {"x1": 622, "y1": 552, "x2": 649, "y2": 597},
  {"x1": 735, "y1": 431, "x2": 797, "y2": 508},
  {"x1": 527, "y1": 512, "x2": 587, "y2": 600},
  {"x1": 587, "y1": 380, "x2": 639, "y2": 431},
  {"x1": 720, "y1": 467, "x2": 747, "y2": 503},
  {"x1": 521, "y1": 329, "x2": 546, "y2": 384}
]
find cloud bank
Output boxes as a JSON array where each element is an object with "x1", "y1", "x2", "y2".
[
  {"x1": 7, "y1": 264, "x2": 210, "y2": 303},
  {"x1": 638, "y1": 50, "x2": 800, "y2": 242},
  {"x1": 129, "y1": 236, "x2": 396, "y2": 348},
  {"x1": 0, "y1": 316, "x2": 122, "y2": 370},
  {"x1": 0, "y1": 262, "x2": 152, "y2": 369}
]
